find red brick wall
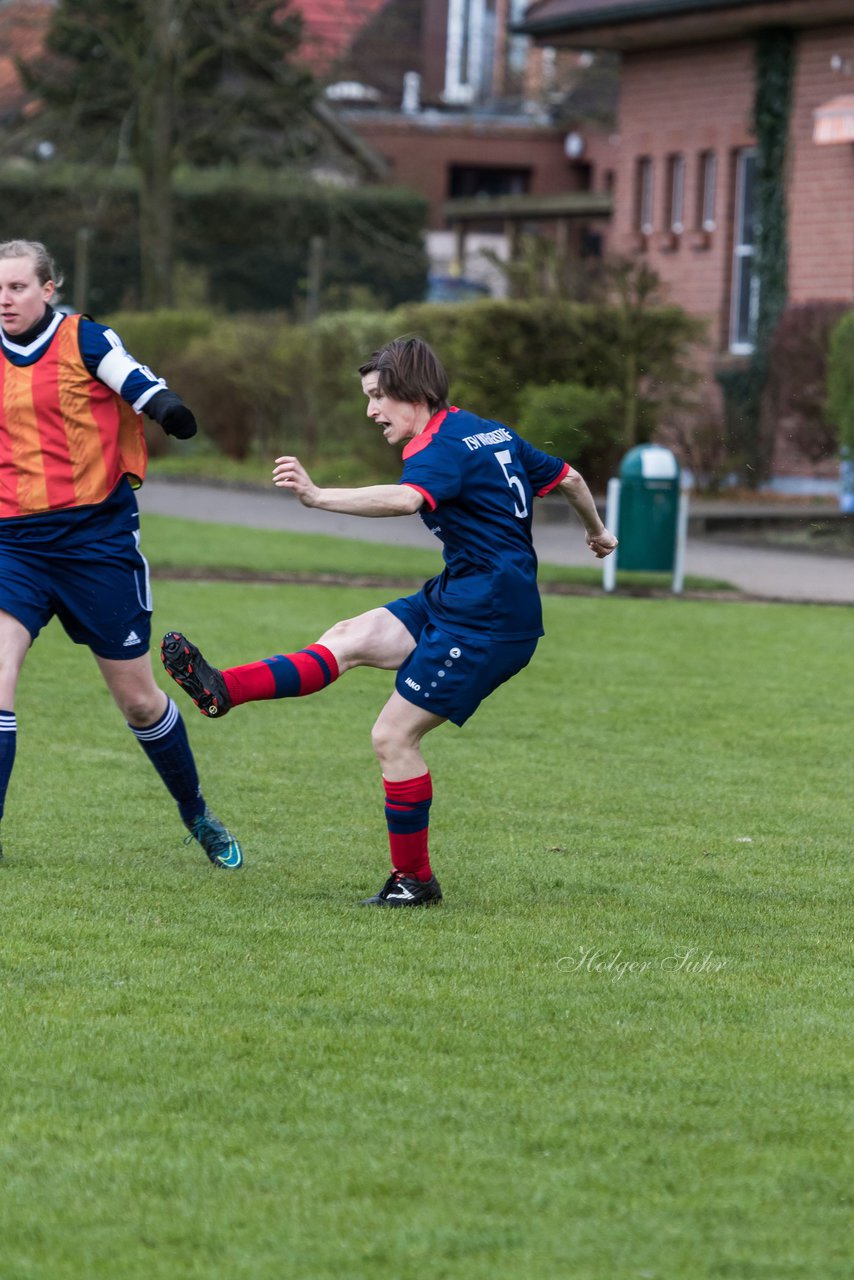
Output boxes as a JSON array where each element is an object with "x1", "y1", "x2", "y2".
[
  {"x1": 594, "y1": 28, "x2": 854, "y2": 342},
  {"x1": 350, "y1": 117, "x2": 578, "y2": 227},
  {"x1": 788, "y1": 25, "x2": 854, "y2": 304},
  {"x1": 603, "y1": 38, "x2": 755, "y2": 354},
  {"x1": 585, "y1": 29, "x2": 854, "y2": 479}
]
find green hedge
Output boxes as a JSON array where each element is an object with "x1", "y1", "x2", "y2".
[
  {"x1": 122, "y1": 299, "x2": 701, "y2": 484},
  {"x1": 392, "y1": 298, "x2": 702, "y2": 455},
  {"x1": 0, "y1": 163, "x2": 428, "y2": 314},
  {"x1": 102, "y1": 309, "x2": 217, "y2": 371},
  {"x1": 764, "y1": 301, "x2": 851, "y2": 464}
]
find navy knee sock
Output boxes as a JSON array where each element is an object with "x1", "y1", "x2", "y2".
[
  {"x1": 0, "y1": 710, "x2": 17, "y2": 823},
  {"x1": 129, "y1": 698, "x2": 205, "y2": 828}
]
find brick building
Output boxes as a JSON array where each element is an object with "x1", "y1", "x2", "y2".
[
  {"x1": 510, "y1": 0, "x2": 854, "y2": 483},
  {"x1": 303, "y1": 0, "x2": 594, "y2": 279}
]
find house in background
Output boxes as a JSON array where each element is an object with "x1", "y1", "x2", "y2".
[
  {"x1": 1, "y1": 0, "x2": 395, "y2": 183},
  {"x1": 299, "y1": 0, "x2": 606, "y2": 291},
  {"x1": 514, "y1": 0, "x2": 854, "y2": 486},
  {"x1": 2, "y1": 2, "x2": 610, "y2": 297}
]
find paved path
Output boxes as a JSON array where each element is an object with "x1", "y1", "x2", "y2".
[{"x1": 138, "y1": 479, "x2": 854, "y2": 606}]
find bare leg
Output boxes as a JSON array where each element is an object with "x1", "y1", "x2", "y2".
[
  {"x1": 315, "y1": 607, "x2": 419, "y2": 674},
  {"x1": 371, "y1": 690, "x2": 446, "y2": 781},
  {"x1": 0, "y1": 610, "x2": 31, "y2": 709},
  {"x1": 94, "y1": 652, "x2": 167, "y2": 726},
  {"x1": 0, "y1": 611, "x2": 32, "y2": 843}
]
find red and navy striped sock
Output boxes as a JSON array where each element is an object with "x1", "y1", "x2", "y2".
[
  {"x1": 223, "y1": 644, "x2": 339, "y2": 707},
  {"x1": 383, "y1": 772, "x2": 433, "y2": 882}
]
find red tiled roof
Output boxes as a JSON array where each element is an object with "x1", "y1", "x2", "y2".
[
  {"x1": 0, "y1": 0, "x2": 52, "y2": 118},
  {"x1": 0, "y1": 1, "x2": 389, "y2": 115},
  {"x1": 289, "y1": 0, "x2": 390, "y2": 73}
]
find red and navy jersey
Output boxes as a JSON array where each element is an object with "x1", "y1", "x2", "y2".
[{"x1": 399, "y1": 406, "x2": 569, "y2": 640}]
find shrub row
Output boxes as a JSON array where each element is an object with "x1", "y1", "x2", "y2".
[
  {"x1": 765, "y1": 301, "x2": 852, "y2": 465},
  {"x1": 106, "y1": 298, "x2": 703, "y2": 484},
  {"x1": 0, "y1": 163, "x2": 428, "y2": 314},
  {"x1": 104, "y1": 297, "x2": 854, "y2": 484}
]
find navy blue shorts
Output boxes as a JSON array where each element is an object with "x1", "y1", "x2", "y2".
[
  {"x1": 384, "y1": 589, "x2": 538, "y2": 726},
  {"x1": 0, "y1": 481, "x2": 152, "y2": 660}
]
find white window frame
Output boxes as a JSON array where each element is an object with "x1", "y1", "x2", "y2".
[
  {"x1": 637, "y1": 156, "x2": 654, "y2": 236},
  {"x1": 699, "y1": 150, "x2": 717, "y2": 232},
  {"x1": 667, "y1": 153, "x2": 685, "y2": 235},
  {"x1": 730, "y1": 147, "x2": 759, "y2": 354},
  {"x1": 444, "y1": 0, "x2": 486, "y2": 105}
]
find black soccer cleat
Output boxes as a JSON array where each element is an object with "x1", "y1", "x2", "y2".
[
  {"x1": 359, "y1": 871, "x2": 443, "y2": 908},
  {"x1": 161, "y1": 631, "x2": 232, "y2": 718}
]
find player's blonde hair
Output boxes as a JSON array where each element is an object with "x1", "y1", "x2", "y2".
[{"x1": 0, "y1": 239, "x2": 63, "y2": 287}]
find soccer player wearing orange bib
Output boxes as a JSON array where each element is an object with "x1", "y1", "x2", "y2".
[{"x1": 0, "y1": 239, "x2": 242, "y2": 868}]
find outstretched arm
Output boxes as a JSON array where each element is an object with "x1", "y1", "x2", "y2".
[
  {"x1": 80, "y1": 318, "x2": 197, "y2": 438},
  {"x1": 273, "y1": 455, "x2": 424, "y2": 517},
  {"x1": 557, "y1": 468, "x2": 618, "y2": 559}
]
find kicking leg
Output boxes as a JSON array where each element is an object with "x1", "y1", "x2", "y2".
[{"x1": 161, "y1": 607, "x2": 416, "y2": 718}]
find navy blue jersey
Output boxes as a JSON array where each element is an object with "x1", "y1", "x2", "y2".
[{"x1": 399, "y1": 407, "x2": 568, "y2": 640}]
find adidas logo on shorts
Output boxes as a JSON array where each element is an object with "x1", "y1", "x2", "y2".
[{"x1": 123, "y1": 630, "x2": 141, "y2": 647}]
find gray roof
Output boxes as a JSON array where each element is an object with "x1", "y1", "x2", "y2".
[{"x1": 518, "y1": 0, "x2": 807, "y2": 38}]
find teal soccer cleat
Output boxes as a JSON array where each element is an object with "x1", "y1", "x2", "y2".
[{"x1": 184, "y1": 806, "x2": 243, "y2": 869}]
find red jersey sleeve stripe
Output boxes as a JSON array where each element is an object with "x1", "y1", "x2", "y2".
[
  {"x1": 537, "y1": 462, "x2": 570, "y2": 497},
  {"x1": 402, "y1": 482, "x2": 436, "y2": 511}
]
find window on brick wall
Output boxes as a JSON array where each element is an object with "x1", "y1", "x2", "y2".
[
  {"x1": 449, "y1": 165, "x2": 530, "y2": 198},
  {"x1": 635, "y1": 156, "x2": 653, "y2": 240},
  {"x1": 730, "y1": 148, "x2": 758, "y2": 353},
  {"x1": 697, "y1": 150, "x2": 717, "y2": 232},
  {"x1": 666, "y1": 154, "x2": 685, "y2": 237}
]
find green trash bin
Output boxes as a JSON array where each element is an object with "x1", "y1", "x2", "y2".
[{"x1": 616, "y1": 444, "x2": 681, "y2": 571}]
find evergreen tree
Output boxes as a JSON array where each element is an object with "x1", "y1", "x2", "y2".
[{"x1": 17, "y1": 0, "x2": 317, "y2": 306}]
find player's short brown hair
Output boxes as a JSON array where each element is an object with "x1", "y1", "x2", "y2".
[{"x1": 359, "y1": 337, "x2": 449, "y2": 412}]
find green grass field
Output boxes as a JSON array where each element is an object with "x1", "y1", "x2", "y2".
[
  {"x1": 0, "y1": 524, "x2": 850, "y2": 1279},
  {"x1": 139, "y1": 510, "x2": 736, "y2": 595}
]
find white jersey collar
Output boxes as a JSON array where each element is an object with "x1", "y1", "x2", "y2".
[{"x1": 0, "y1": 309, "x2": 65, "y2": 358}]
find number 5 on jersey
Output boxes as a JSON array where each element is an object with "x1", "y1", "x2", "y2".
[{"x1": 494, "y1": 449, "x2": 528, "y2": 518}]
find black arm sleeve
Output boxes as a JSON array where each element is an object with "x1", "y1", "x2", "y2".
[{"x1": 145, "y1": 389, "x2": 198, "y2": 440}]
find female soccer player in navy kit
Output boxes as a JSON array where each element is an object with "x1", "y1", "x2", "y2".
[
  {"x1": 162, "y1": 337, "x2": 616, "y2": 903},
  {"x1": 0, "y1": 239, "x2": 242, "y2": 868}
]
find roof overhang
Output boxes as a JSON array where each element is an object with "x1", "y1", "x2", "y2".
[
  {"x1": 442, "y1": 191, "x2": 613, "y2": 224},
  {"x1": 516, "y1": 1, "x2": 854, "y2": 50},
  {"x1": 814, "y1": 94, "x2": 854, "y2": 145}
]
